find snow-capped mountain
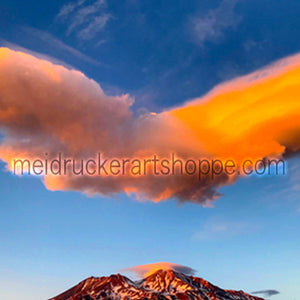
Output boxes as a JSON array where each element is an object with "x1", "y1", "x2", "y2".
[{"x1": 50, "y1": 269, "x2": 264, "y2": 300}]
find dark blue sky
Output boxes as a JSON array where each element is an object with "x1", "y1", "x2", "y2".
[
  {"x1": 0, "y1": 1, "x2": 300, "y2": 299},
  {"x1": 2, "y1": 0, "x2": 300, "y2": 110}
]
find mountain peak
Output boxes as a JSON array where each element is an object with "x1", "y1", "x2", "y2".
[
  {"x1": 139, "y1": 268, "x2": 195, "y2": 294},
  {"x1": 145, "y1": 268, "x2": 179, "y2": 277}
]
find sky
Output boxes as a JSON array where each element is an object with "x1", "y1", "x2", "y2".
[{"x1": 0, "y1": 0, "x2": 300, "y2": 299}]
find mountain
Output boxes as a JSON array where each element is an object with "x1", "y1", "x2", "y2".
[{"x1": 50, "y1": 269, "x2": 265, "y2": 300}]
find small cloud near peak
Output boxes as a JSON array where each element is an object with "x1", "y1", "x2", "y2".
[
  {"x1": 252, "y1": 289, "x2": 280, "y2": 297},
  {"x1": 121, "y1": 262, "x2": 196, "y2": 278}
]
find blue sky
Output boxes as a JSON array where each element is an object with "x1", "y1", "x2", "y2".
[{"x1": 0, "y1": 0, "x2": 300, "y2": 299}]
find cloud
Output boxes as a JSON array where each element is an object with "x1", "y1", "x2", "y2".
[
  {"x1": 191, "y1": 0, "x2": 242, "y2": 45},
  {"x1": 77, "y1": 14, "x2": 110, "y2": 40},
  {"x1": 191, "y1": 219, "x2": 257, "y2": 241},
  {"x1": 56, "y1": 0, "x2": 110, "y2": 40},
  {"x1": 122, "y1": 262, "x2": 196, "y2": 278},
  {"x1": 252, "y1": 290, "x2": 280, "y2": 297},
  {"x1": 0, "y1": 39, "x2": 74, "y2": 69},
  {"x1": 1, "y1": 48, "x2": 300, "y2": 203},
  {"x1": 56, "y1": 0, "x2": 87, "y2": 19},
  {"x1": 19, "y1": 26, "x2": 100, "y2": 65}
]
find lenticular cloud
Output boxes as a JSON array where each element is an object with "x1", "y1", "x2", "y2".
[
  {"x1": 122, "y1": 262, "x2": 196, "y2": 278},
  {"x1": 1, "y1": 47, "x2": 300, "y2": 204}
]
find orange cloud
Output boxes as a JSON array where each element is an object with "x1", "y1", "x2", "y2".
[
  {"x1": 0, "y1": 47, "x2": 300, "y2": 204},
  {"x1": 169, "y1": 55, "x2": 300, "y2": 162},
  {"x1": 122, "y1": 262, "x2": 196, "y2": 278}
]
